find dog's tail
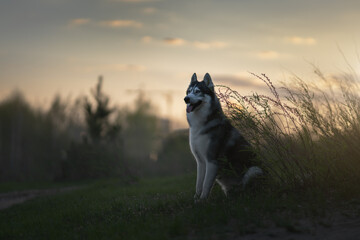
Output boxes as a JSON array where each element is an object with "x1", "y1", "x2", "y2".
[{"x1": 242, "y1": 166, "x2": 263, "y2": 187}]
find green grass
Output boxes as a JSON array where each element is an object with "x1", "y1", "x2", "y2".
[{"x1": 1, "y1": 174, "x2": 357, "y2": 240}]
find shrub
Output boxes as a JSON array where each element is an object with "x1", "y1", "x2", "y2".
[{"x1": 156, "y1": 129, "x2": 195, "y2": 176}]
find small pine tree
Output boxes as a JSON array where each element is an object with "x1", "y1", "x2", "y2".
[
  {"x1": 63, "y1": 76, "x2": 124, "y2": 180},
  {"x1": 84, "y1": 76, "x2": 120, "y2": 143}
]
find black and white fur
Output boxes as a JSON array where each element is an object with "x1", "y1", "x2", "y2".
[{"x1": 184, "y1": 73, "x2": 262, "y2": 200}]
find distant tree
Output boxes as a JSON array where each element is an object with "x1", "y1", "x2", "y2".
[
  {"x1": 84, "y1": 76, "x2": 121, "y2": 143},
  {"x1": 63, "y1": 76, "x2": 125, "y2": 180},
  {"x1": 122, "y1": 92, "x2": 161, "y2": 176},
  {"x1": 0, "y1": 92, "x2": 71, "y2": 181},
  {"x1": 48, "y1": 95, "x2": 68, "y2": 131}
]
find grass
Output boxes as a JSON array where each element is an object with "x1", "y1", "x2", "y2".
[
  {"x1": 1, "y1": 174, "x2": 358, "y2": 240},
  {"x1": 217, "y1": 71, "x2": 360, "y2": 193}
]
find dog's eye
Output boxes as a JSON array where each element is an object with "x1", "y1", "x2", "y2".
[{"x1": 195, "y1": 89, "x2": 200, "y2": 94}]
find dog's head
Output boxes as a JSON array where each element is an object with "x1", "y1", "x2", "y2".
[{"x1": 184, "y1": 73, "x2": 215, "y2": 113}]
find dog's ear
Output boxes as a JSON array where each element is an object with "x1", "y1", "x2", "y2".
[
  {"x1": 204, "y1": 73, "x2": 214, "y2": 91},
  {"x1": 191, "y1": 73, "x2": 197, "y2": 84}
]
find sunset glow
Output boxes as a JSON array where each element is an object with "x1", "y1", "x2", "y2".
[{"x1": 1, "y1": 0, "x2": 360, "y2": 127}]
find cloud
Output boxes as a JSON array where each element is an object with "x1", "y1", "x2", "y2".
[
  {"x1": 159, "y1": 37, "x2": 228, "y2": 50},
  {"x1": 285, "y1": 36, "x2": 317, "y2": 45},
  {"x1": 142, "y1": 36, "x2": 153, "y2": 43},
  {"x1": 163, "y1": 38, "x2": 186, "y2": 46},
  {"x1": 83, "y1": 64, "x2": 146, "y2": 73},
  {"x1": 68, "y1": 18, "x2": 142, "y2": 29},
  {"x1": 142, "y1": 7, "x2": 157, "y2": 14},
  {"x1": 68, "y1": 18, "x2": 91, "y2": 27},
  {"x1": 215, "y1": 74, "x2": 268, "y2": 91},
  {"x1": 109, "y1": 0, "x2": 161, "y2": 2},
  {"x1": 256, "y1": 50, "x2": 280, "y2": 60},
  {"x1": 192, "y1": 41, "x2": 227, "y2": 49},
  {"x1": 110, "y1": 64, "x2": 146, "y2": 72},
  {"x1": 100, "y1": 20, "x2": 143, "y2": 28}
]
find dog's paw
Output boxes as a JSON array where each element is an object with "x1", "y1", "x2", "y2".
[
  {"x1": 194, "y1": 193, "x2": 200, "y2": 200},
  {"x1": 194, "y1": 197, "x2": 206, "y2": 204},
  {"x1": 193, "y1": 193, "x2": 205, "y2": 204},
  {"x1": 193, "y1": 194, "x2": 199, "y2": 203},
  {"x1": 194, "y1": 194, "x2": 209, "y2": 204}
]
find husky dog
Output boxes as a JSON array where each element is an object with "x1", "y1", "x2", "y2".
[{"x1": 184, "y1": 73, "x2": 262, "y2": 200}]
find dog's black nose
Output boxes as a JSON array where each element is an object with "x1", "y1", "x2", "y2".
[{"x1": 184, "y1": 96, "x2": 190, "y2": 103}]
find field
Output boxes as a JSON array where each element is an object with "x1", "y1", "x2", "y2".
[
  {"x1": 1, "y1": 72, "x2": 360, "y2": 240},
  {"x1": 1, "y1": 174, "x2": 360, "y2": 240}
]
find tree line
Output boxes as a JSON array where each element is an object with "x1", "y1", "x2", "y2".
[{"x1": 0, "y1": 77, "x2": 194, "y2": 182}]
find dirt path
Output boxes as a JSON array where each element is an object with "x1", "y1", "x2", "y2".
[{"x1": 0, "y1": 186, "x2": 81, "y2": 210}]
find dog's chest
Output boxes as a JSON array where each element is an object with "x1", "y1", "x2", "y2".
[
  {"x1": 186, "y1": 100, "x2": 213, "y2": 162},
  {"x1": 189, "y1": 127, "x2": 210, "y2": 162}
]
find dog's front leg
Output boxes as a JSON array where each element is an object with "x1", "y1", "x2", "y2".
[
  {"x1": 200, "y1": 161, "x2": 218, "y2": 199},
  {"x1": 195, "y1": 161, "x2": 206, "y2": 199}
]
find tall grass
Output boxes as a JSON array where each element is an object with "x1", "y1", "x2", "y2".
[{"x1": 218, "y1": 70, "x2": 360, "y2": 193}]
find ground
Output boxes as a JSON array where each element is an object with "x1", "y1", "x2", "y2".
[{"x1": 0, "y1": 175, "x2": 359, "y2": 240}]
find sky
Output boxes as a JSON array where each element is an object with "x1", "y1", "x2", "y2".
[{"x1": 1, "y1": 0, "x2": 360, "y2": 127}]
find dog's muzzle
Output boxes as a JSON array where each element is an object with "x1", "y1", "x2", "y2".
[
  {"x1": 184, "y1": 96, "x2": 190, "y2": 104},
  {"x1": 184, "y1": 97, "x2": 202, "y2": 113}
]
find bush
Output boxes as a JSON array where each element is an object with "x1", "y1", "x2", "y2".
[
  {"x1": 156, "y1": 129, "x2": 195, "y2": 176},
  {"x1": 62, "y1": 141, "x2": 123, "y2": 180}
]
